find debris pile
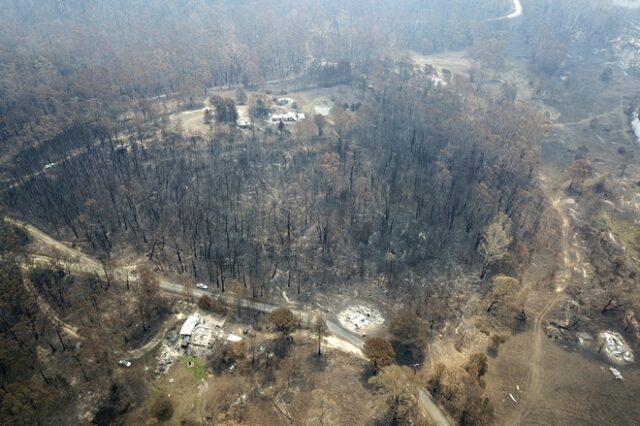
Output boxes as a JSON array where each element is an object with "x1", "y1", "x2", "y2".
[
  {"x1": 601, "y1": 331, "x2": 634, "y2": 364},
  {"x1": 270, "y1": 111, "x2": 305, "y2": 123},
  {"x1": 609, "y1": 366, "x2": 624, "y2": 381},
  {"x1": 338, "y1": 305, "x2": 384, "y2": 331},
  {"x1": 275, "y1": 98, "x2": 294, "y2": 106},
  {"x1": 609, "y1": 25, "x2": 640, "y2": 70},
  {"x1": 427, "y1": 73, "x2": 448, "y2": 87},
  {"x1": 155, "y1": 343, "x2": 182, "y2": 378},
  {"x1": 189, "y1": 325, "x2": 222, "y2": 357}
]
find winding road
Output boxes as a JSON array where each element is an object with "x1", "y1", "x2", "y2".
[
  {"x1": 6, "y1": 215, "x2": 451, "y2": 426},
  {"x1": 502, "y1": 0, "x2": 523, "y2": 20}
]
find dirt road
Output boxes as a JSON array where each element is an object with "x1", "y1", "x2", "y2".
[
  {"x1": 506, "y1": 198, "x2": 573, "y2": 424},
  {"x1": 125, "y1": 316, "x2": 180, "y2": 360},
  {"x1": 20, "y1": 271, "x2": 82, "y2": 340},
  {"x1": 418, "y1": 389, "x2": 452, "y2": 426},
  {"x1": 5, "y1": 217, "x2": 103, "y2": 272}
]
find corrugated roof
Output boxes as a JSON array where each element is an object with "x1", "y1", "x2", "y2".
[{"x1": 180, "y1": 315, "x2": 200, "y2": 336}]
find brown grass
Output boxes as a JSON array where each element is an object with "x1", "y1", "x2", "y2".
[{"x1": 485, "y1": 328, "x2": 640, "y2": 425}]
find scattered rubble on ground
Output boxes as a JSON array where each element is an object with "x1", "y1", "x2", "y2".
[
  {"x1": 270, "y1": 111, "x2": 306, "y2": 123},
  {"x1": 609, "y1": 366, "x2": 625, "y2": 381},
  {"x1": 428, "y1": 73, "x2": 448, "y2": 87},
  {"x1": 577, "y1": 331, "x2": 594, "y2": 347},
  {"x1": 154, "y1": 314, "x2": 227, "y2": 376},
  {"x1": 189, "y1": 324, "x2": 223, "y2": 357},
  {"x1": 609, "y1": 25, "x2": 640, "y2": 70},
  {"x1": 337, "y1": 305, "x2": 384, "y2": 332},
  {"x1": 155, "y1": 342, "x2": 183, "y2": 378},
  {"x1": 600, "y1": 331, "x2": 634, "y2": 364},
  {"x1": 275, "y1": 98, "x2": 294, "y2": 106}
]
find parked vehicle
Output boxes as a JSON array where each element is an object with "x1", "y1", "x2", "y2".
[
  {"x1": 196, "y1": 282, "x2": 208, "y2": 289},
  {"x1": 118, "y1": 360, "x2": 132, "y2": 368}
]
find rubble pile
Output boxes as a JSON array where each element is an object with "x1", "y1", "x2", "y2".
[
  {"x1": 601, "y1": 331, "x2": 634, "y2": 364},
  {"x1": 338, "y1": 305, "x2": 384, "y2": 331},
  {"x1": 610, "y1": 366, "x2": 625, "y2": 381},
  {"x1": 154, "y1": 342, "x2": 182, "y2": 378},
  {"x1": 609, "y1": 25, "x2": 640, "y2": 70}
]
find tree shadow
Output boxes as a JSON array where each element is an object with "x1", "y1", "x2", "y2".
[
  {"x1": 273, "y1": 335, "x2": 293, "y2": 359},
  {"x1": 359, "y1": 363, "x2": 376, "y2": 388},
  {"x1": 392, "y1": 341, "x2": 425, "y2": 367},
  {"x1": 308, "y1": 352, "x2": 327, "y2": 371}
]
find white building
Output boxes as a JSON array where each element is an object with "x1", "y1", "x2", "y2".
[
  {"x1": 179, "y1": 315, "x2": 200, "y2": 336},
  {"x1": 270, "y1": 112, "x2": 306, "y2": 123}
]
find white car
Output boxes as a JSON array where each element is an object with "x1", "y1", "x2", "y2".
[
  {"x1": 196, "y1": 282, "x2": 208, "y2": 289},
  {"x1": 44, "y1": 163, "x2": 55, "y2": 170},
  {"x1": 118, "y1": 360, "x2": 132, "y2": 368}
]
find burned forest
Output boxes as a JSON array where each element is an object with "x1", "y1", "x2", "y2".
[{"x1": 2, "y1": 1, "x2": 640, "y2": 425}]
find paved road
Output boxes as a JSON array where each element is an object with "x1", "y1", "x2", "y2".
[
  {"x1": 419, "y1": 389, "x2": 453, "y2": 426},
  {"x1": 160, "y1": 280, "x2": 364, "y2": 348},
  {"x1": 7, "y1": 216, "x2": 451, "y2": 426},
  {"x1": 493, "y1": 0, "x2": 523, "y2": 21},
  {"x1": 506, "y1": 0, "x2": 523, "y2": 19}
]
